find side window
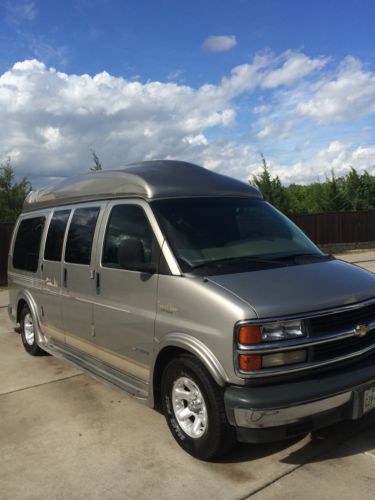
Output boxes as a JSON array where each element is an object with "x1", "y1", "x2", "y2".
[
  {"x1": 102, "y1": 205, "x2": 154, "y2": 269},
  {"x1": 65, "y1": 207, "x2": 100, "y2": 265},
  {"x1": 44, "y1": 210, "x2": 71, "y2": 261},
  {"x1": 13, "y1": 216, "x2": 45, "y2": 272}
]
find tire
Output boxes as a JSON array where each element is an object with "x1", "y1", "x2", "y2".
[
  {"x1": 20, "y1": 304, "x2": 46, "y2": 356},
  {"x1": 161, "y1": 354, "x2": 236, "y2": 460}
]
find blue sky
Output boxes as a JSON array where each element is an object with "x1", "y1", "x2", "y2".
[{"x1": 0, "y1": 0, "x2": 374, "y2": 187}]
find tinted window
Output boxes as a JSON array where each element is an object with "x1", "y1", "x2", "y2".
[
  {"x1": 44, "y1": 210, "x2": 71, "y2": 261},
  {"x1": 102, "y1": 205, "x2": 154, "y2": 269},
  {"x1": 65, "y1": 207, "x2": 100, "y2": 265},
  {"x1": 13, "y1": 217, "x2": 45, "y2": 272},
  {"x1": 152, "y1": 198, "x2": 322, "y2": 274}
]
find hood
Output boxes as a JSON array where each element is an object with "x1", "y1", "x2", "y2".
[{"x1": 207, "y1": 259, "x2": 375, "y2": 319}]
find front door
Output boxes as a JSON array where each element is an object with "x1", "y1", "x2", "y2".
[{"x1": 92, "y1": 201, "x2": 159, "y2": 382}]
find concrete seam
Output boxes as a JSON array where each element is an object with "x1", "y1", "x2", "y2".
[
  {"x1": 237, "y1": 463, "x2": 303, "y2": 500},
  {"x1": 0, "y1": 373, "x2": 83, "y2": 397},
  {"x1": 238, "y1": 423, "x2": 373, "y2": 499}
]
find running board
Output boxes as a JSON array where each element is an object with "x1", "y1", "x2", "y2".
[{"x1": 43, "y1": 338, "x2": 149, "y2": 403}]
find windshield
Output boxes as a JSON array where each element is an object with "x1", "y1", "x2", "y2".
[{"x1": 152, "y1": 198, "x2": 324, "y2": 275}]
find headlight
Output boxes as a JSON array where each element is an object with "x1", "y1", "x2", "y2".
[
  {"x1": 238, "y1": 320, "x2": 306, "y2": 345},
  {"x1": 236, "y1": 320, "x2": 307, "y2": 372},
  {"x1": 261, "y1": 320, "x2": 305, "y2": 342}
]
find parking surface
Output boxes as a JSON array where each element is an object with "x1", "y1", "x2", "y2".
[{"x1": 1, "y1": 252, "x2": 375, "y2": 499}]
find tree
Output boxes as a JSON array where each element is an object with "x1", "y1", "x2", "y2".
[
  {"x1": 90, "y1": 150, "x2": 103, "y2": 171},
  {"x1": 341, "y1": 167, "x2": 375, "y2": 211},
  {"x1": 0, "y1": 158, "x2": 32, "y2": 223},
  {"x1": 251, "y1": 154, "x2": 290, "y2": 214}
]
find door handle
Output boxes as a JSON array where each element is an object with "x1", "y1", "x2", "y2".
[
  {"x1": 63, "y1": 268, "x2": 67, "y2": 287},
  {"x1": 96, "y1": 272, "x2": 100, "y2": 294}
]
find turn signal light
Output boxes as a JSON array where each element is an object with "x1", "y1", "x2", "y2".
[
  {"x1": 238, "y1": 325, "x2": 262, "y2": 345},
  {"x1": 238, "y1": 354, "x2": 262, "y2": 371}
]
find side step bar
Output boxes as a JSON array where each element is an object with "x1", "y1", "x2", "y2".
[{"x1": 43, "y1": 338, "x2": 149, "y2": 403}]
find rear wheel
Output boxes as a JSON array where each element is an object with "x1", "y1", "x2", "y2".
[
  {"x1": 20, "y1": 304, "x2": 46, "y2": 356},
  {"x1": 161, "y1": 354, "x2": 236, "y2": 460}
]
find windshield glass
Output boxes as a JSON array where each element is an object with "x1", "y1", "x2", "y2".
[{"x1": 152, "y1": 198, "x2": 324, "y2": 274}]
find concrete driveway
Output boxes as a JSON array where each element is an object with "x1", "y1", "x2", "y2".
[{"x1": 1, "y1": 253, "x2": 375, "y2": 499}]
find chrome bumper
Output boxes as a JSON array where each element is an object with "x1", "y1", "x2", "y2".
[
  {"x1": 233, "y1": 392, "x2": 351, "y2": 428},
  {"x1": 225, "y1": 357, "x2": 375, "y2": 442}
]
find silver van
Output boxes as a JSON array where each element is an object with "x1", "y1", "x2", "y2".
[{"x1": 7, "y1": 160, "x2": 375, "y2": 459}]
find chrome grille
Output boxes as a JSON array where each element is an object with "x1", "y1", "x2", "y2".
[
  {"x1": 235, "y1": 298, "x2": 375, "y2": 378},
  {"x1": 310, "y1": 302, "x2": 375, "y2": 336},
  {"x1": 313, "y1": 328, "x2": 375, "y2": 361}
]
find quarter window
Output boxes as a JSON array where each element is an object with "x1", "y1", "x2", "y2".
[
  {"x1": 65, "y1": 207, "x2": 100, "y2": 265},
  {"x1": 13, "y1": 217, "x2": 45, "y2": 272},
  {"x1": 102, "y1": 205, "x2": 154, "y2": 269},
  {"x1": 44, "y1": 210, "x2": 71, "y2": 261}
]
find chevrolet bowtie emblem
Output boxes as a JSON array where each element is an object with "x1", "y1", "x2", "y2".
[{"x1": 355, "y1": 324, "x2": 372, "y2": 337}]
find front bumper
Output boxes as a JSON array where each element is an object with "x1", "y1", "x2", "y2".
[{"x1": 224, "y1": 355, "x2": 375, "y2": 443}]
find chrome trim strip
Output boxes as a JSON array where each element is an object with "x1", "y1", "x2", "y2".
[
  {"x1": 234, "y1": 297, "x2": 375, "y2": 378},
  {"x1": 233, "y1": 392, "x2": 352, "y2": 428},
  {"x1": 237, "y1": 296, "x2": 375, "y2": 324},
  {"x1": 235, "y1": 342, "x2": 375, "y2": 378},
  {"x1": 41, "y1": 338, "x2": 149, "y2": 402},
  {"x1": 237, "y1": 322, "x2": 375, "y2": 354}
]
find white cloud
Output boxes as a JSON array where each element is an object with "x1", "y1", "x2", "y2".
[
  {"x1": 0, "y1": 59, "x2": 240, "y2": 181},
  {"x1": 167, "y1": 69, "x2": 184, "y2": 82},
  {"x1": 298, "y1": 57, "x2": 375, "y2": 123},
  {"x1": 262, "y1": 52, "x2": 328, "y2": 88},
  {"x1": 271, "y1": 141, "x2": 375, "y2": 185},
  {"x1": 27, "y1": 34, "x2": 69, "y2": 66},
  {"x1": 0, "y1": 51, "x2": 374, "y2": 187},
  {"x1": 182, "y1": 134, "x2": 208, "y2": 146},
  {"x1": 252, "y1": 56, "x2": 375, "y2": 144},
  {"x1": 203, "y1": 35, "x2": 237, "y2": 53},
  {"x1": 38, "y1": 126, "x2": 62, "y2": 149},
  {"x1": 4, "y1": 1, "x2": 36, "y2": 23}
]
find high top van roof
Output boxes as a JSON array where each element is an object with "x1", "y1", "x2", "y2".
[{"x1": 23, "y1": 160, "x2": 262, "y2": 212}]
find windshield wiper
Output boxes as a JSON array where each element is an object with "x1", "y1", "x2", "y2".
[
  {"x1": 276, "y1": 253, "x2": 335, "y2": 263},
  {"x1": 188, "y1": 255, "x2": 285, "y2": 271}
]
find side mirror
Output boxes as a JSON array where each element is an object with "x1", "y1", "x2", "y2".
[{"x1": 118, "y1": 238, "x2": 156, "y2": 274}]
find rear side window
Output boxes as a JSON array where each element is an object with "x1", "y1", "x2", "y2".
[
  {"x1": 44, "y1": 210, "x2": 71, "y2": 261},
  {"x1": 13, "y1": 217, "x2": 45, "y2": 272},
  {"x1": 65, "y1": 207, "x2": 100, "y2": 265},
  {"x1": 102, "y1": 204, "x2": 154, "y2": 268}
]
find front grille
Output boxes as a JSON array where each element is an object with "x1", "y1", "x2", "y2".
[
  {"x1": 314, "y1": 328, "x2": 375, "y2": 361},
  {"x1": 309, "y1": 302, "x2": 375, "y2": 336},
  {"x1": 235, "y1": 300, "x2": 375, "y2": 378}
]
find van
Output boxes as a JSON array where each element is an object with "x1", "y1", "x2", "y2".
[{"x1": 7, "y1": 160, "x2": 375, "y2": 459}]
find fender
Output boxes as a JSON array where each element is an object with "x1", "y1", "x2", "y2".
[
  {"x1": 149, "y1": 332, "x2": 230, "y2": 407},
  {"x1": 16, "y1": 290, "x2": 48, "y2": 348}
]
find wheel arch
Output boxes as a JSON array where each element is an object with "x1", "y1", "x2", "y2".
[
  {"x1": 150, "y1": 333, "x2": 229, "y2": 410},
  {"x1": 16, "y1": 290, "x2": 45, "y2": 346}
]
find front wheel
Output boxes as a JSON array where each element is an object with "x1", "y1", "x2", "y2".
[
  {"x1": 161, "y1": 354, "x2": 236, "y2": 460},
  {"x1": 20, "y1": 304, "x2": 46, "y2": 356}
]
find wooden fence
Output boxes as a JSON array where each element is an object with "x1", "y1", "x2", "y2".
[
  {"x1": 291, "y1": 211, "x2": 375, "y2": 245},
  {"x1": 0, "y1": 223, "x2": 14, "y2": 285}
]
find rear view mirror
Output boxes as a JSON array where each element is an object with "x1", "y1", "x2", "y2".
[{"x1": 118, "y1": 238, "x2": 156, "y2": 274}]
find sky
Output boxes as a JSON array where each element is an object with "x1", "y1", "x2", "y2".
[{"x1": 0, "y1": 0, "x2": 374, "y2": 188}]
